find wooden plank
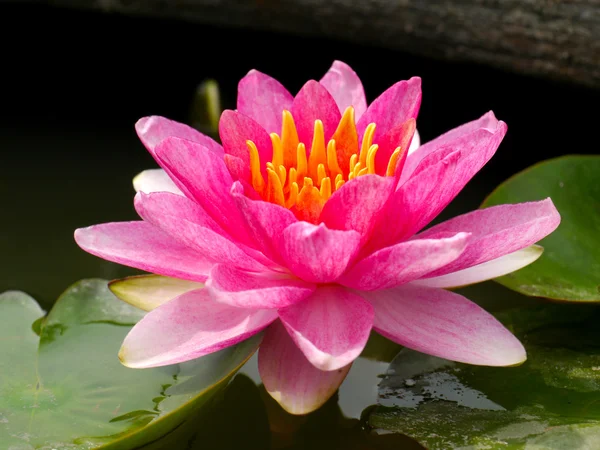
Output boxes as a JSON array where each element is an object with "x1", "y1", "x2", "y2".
[{"x1": 48, "y1": 0, "x2": 600, "y2": 88}]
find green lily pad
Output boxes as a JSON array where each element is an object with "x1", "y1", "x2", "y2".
[
  {"x1": 482, "y1": 155, "x2": 600, "y2": 302},
  {"x1": 368, "y1": 302, "x2": 600, "y2": 449},
  {"x1": 0, "y1": 279, "x2": 260, "y2": 449}
]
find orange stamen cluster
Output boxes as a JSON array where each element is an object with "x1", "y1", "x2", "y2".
[{"x1": 246, "y1": 106, "x2": 403, "y2": 222}]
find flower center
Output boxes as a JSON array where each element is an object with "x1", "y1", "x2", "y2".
[{"x1": 246, "y1": 106, "x2": 403, "y2": 222}]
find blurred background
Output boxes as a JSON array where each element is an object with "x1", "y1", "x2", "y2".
[{"x1": 1, "y1": 2, "x2": 599, "y2": 309}]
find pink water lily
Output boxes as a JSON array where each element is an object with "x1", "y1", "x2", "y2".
[{"x1": 75, "y1": 61, "x2": 560, "y2": 415}]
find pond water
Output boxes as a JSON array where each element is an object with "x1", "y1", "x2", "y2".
[{"x1": 2, "y1": 4, "x2": 599, "y2": 449}]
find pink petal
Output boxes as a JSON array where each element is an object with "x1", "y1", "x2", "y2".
[
  {"x1": 291, "y1": 80, "x2": 342, "y2": 148},
  {"x1": 402, "y1": 111, "x2": 500, "y2": 181},
  {"x1": 135, "y1": 191, "x2": 224, "y2": 236},
  {"x1": 132, "y1": 169, "x2": 183, "y2": 196},
  {"x1": 417, "y1": 199, "x2": 561, "y2": 277},
  {"x1": 366, "y1": 284, "x2": 526, "y2": 366},
  {"x1": 135, "y1": 115, "x2": 223, "y2": 156},
  {"x1": 219, "y1": 110, "x2": 273, "y2": 170},
  {"x1": 258, "y1": 320, "x2": 351, "y2": 415},
  {"x1": 373, "y1": 119, "x2": 416, "y2": 177},
  {"x1": 277, "y1": 222, "x2": 362, "y2": 283},
  {"x1": 278, "y1": 286, "x2": 374, "y2": 371},
  {"x1": 119, "y1": 288, "x2": 277, "y2": 368},
  {"x1": 413, "y1": 245, "x2": 543, "y2": 288},
  {"x1": 135, "y1": 192, "x2": 267, "y2": 271},
  {"x1": 237, "y1": 69, "x2": 294, "y2": 133},
  {"x1": 206, "y1": 264, "x2": 315, "y2": 309},
  {"x1": 356, "y1": 77, "x2": 421, "y2": 146},
  {"x1": 231, "y1": 181, "x2": 297, "y2": 264},
  {"x1": 366, "y1": 150, "x2": 463, "y2": 252},
  {"x1": 396, "y1": 149, "x2": 467, "y2": 236},
  {"x1": 154, "y1": 136, "x2": 251, "y2": 245},
  {"x1": 320, "y1": 174, "x2": 395, "y2": 239},
  {"x1": 338, "y1": 232, "x2": 470, "y2": 291},
  {"x1": 319, "y1": 60, "x2": 367, "y2": 119},
  {"x1": 74, "y1": 221, "x2": 213, "y2": 282},
  {"x1": 223, "y1": 154, "x2": 250, "y2": 183}
]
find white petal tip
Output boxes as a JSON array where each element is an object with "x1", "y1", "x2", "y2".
[
  {"x1": 132, "y1": 169, "x2": 183, "y2": 195},
  {"x1": 266, "y1": 376, "x2": 346, "y2": 415},
  {"x1": 118, "y1": 346, "x2": 134, "y2": 367},
  {"x1": 495, "y1": 348, "x2": 527, "y2": 367},
  {"x1": 408, "y1": 129, "x2": 421, "y2": 155},
  {"x1": 310, "y1": 356, "x2": 353, "y2": 372},
  {"x1": 414, "y1": 245, "x2": 544, "y2": 289},
  {"x1": 108, "y1": 275, "x2": 203, "y2": 312},
  {"x1": 277, "y1": 399, "x2": 327, "y2": 415},
  {"x1": 132, "y1": 171, "x2": 145, "y2": 192},
  {"x1": 118, "y1": 347, "x2": 155, "y2": 369},
  {"x1": 73, "y1": 227, "x2": 92, "y2": 247},
  {"x1": 477, "y1": 339, "x2": 527, "y2": 367}
]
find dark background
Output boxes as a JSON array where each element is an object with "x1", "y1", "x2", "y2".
[{"x1": 1, "y1": 4, "x2": 598, "y2": 308}]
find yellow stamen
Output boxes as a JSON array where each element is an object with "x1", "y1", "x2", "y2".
[
  {"x1": 367, "y1": 144, "x2": 378, "y2": 174},
  {"x1": 386, "y1": 147, "x2": 403, "y2": 177},
  {"x1": 326, "y1": 139, "x2": 342, "y2": 181},
  {"x1": 286, "y1": 181, "x2": 299, "y2": 208},
  {"x1": 334, "y1": 173, "x2": 343, "y2": 188},
  {"x1": 360, "y1": 123, "x2": 376, "y2": 167},
  {"x1": 289, "y1": 167, "x2": 298, "y2": 185},
  {"x1": 349, "y1": 153, "x2": 358, "y2": 174},
  {"x1": 332, "y1": 106, "x2": 358, "y2": 174},
  {"x1": 320, "y1": 177, "x2": 332, "y2": 200},
  {"x1": 270, "y1": 133, "x2": 283, "y2": 168},
  {"x1": 266, "y1": 168, "x2": 285, "y2": 207},
  {"x1": 317, "y1": 163, "x2": 327, "y2": 185},
  {"x1": 296, "y1": 177, "x2": 324, "y2": 223},
  {"x1": 297, "y1": 143, "x2": 308, "y2": 178},
  {"x1": 245, "y1": 109, "x2": 412, "y2": 223},
  {"x1": 278, "y1": 165, "x2": 287, "y2": 186},
  {"x1": 281, "y1": 110, "x2": 299, "y2": 167},
  {"x1": 308, "y1": 120, "x2": 326, "y2": 180},
  {"x1": 247, "y1": 140, "x2": 265, "y2": 194}
]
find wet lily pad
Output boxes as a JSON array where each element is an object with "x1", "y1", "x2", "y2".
[
  {"x1": 0, "y1": 279, "x2": 260, "y2": 449},
  {"x1": 368, "y1": 302, "x2": 600, "y2": 449},
  {"x1": 482, "y1": 155, "x2": 600, "y2": 302}
]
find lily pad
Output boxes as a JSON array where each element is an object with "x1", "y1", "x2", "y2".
[
  {"x1": 368, "y1": 302, "x2": 600, "y2": 449},
  {"x1": 0, "y1": 279, "x2": 260, "y2": 449},
  {"x1": 482, "y1": 155, "x2": 600, "y2": 301}
]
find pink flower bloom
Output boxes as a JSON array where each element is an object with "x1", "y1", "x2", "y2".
[{"x1": 75, "y1": 61, "x2": 560, "y2": 415}]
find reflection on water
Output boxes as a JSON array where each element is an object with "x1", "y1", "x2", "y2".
[
  {"x1": 379, "y1": 349, "x2": 505, "y2": 411},
  {"x1": 241, "y1": 353, "x2": 392, "y2": 420},
  {"x1": 0, "y1": 125, "x2": 146, "y2": 309}
]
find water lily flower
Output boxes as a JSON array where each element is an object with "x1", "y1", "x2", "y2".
[{"x1": 75, "y1": 61, "x2": 560, "y2": 415}]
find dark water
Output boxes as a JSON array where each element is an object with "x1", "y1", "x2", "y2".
[
  {"x1": 1, "y1": 4, "x2": 599, "y2": 448},
  {"x1": 2, "y1": 4, "x2": 598, "y2": 307}
]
